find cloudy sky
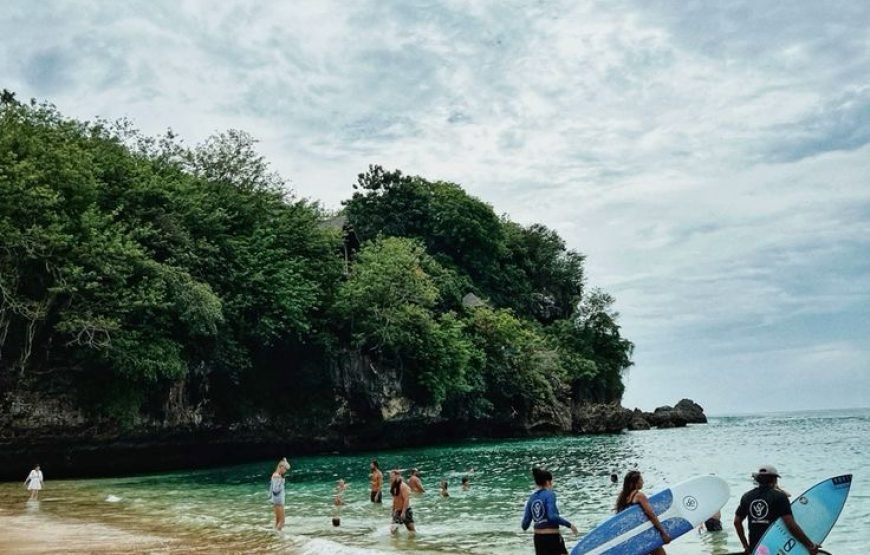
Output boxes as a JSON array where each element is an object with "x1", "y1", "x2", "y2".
[{"x1": 3, "y1": 1, "x2": 868, "y2": 414}]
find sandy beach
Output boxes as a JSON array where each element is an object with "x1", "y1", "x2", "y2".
[{"x1": 0, "y1": 513, "x2": 175, "y2": 555}]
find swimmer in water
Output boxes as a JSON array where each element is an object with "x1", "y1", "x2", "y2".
[
  {"x1": 409, "y1": 468, "x2": 425, "y2": 493},
  {"x1": 440, "y1": 480, "x2": 450, "y2": 497}
]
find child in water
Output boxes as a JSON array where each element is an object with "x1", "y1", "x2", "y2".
[
  {"x1": 440, "y1": 480, "x2": 450, "y2": 497},
  {"x1": 332, "y1": 479, "x2": 347, "y2": 527}
]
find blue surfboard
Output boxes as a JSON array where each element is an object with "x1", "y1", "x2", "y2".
[
  {"x1": 571, "y1": 476, "x2": 730, "y2": 555},
  {"x1": 752, "y1": 474, "x2": 852, "y2": 555}
]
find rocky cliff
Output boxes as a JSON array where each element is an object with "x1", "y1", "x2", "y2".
[{"x1": 0, "y1": 355, "x2": 707, "y2": 481}]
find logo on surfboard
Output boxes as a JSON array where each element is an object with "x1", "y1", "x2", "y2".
[{"x1": 682, "y1": 495, "x2": 698, "y2": 511}]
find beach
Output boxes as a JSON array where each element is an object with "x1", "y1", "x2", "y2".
[{"x1": 0, "y1": 513, "x2": 174, "y2": 554}]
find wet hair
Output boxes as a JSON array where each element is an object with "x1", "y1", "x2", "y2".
[
  {"x1": 615, "y1": 471, "x2": 642, "y2": 512},
  {"x1": 610, "y1": 472, "x2": 618, "y2": 484},
  {"x1": 441, "y1": 480, "x2": 448, "y2": 488},
  {"x1": 390, "y1": 473, "x2": 402, "y2": 497},
  {"x1": 532, "y1": 467, "x2": 553, "y2": 487},
  {"x1": 411, "y1": 468, "x2": 418, "y2": 476},
  {"x1": 461, "y1": 476, "x2": 470, "y2": 484},
  {"x1": 371, "y1": 460, "x2": 380, "y2": 469},
  {"x1": 332, "y1": 517, "x2": 340, "y2": 527}
]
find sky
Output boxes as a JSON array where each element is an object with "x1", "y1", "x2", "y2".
[{"x1": 2, "y1": 1, "x2": 868, "y2": 414}]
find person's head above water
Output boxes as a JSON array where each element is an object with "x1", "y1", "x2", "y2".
[
  {"x1": 371, "y1": 460, "x2": 380, "y2": 471},
  {"x1": 411, "y1": 468, "x2": 418, "y2": 476},
  {"x1": 752, "y1": 464, "x2": 780, "y2": 486},
  {"x1": 532, "y1": 467, "x2": 553, "y2": 488}
]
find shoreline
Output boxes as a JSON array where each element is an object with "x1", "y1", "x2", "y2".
[{"x1": 0, "y1": 513, "x2": 175, "y2": 554}]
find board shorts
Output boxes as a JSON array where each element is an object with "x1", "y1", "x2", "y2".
[
  {"x1": 370, "y1": 490, "x2": 382, "y2": 503},
  {"x1": 392, "y1": 507, "x2": 414, "y2": 525},
  {"x1": 533, "y1": 533, "x2": 567, "y2": 555}
]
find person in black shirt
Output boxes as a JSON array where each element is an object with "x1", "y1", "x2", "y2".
[{"x1": 734, "y1": 465, "x2": 819, "y2": 554}]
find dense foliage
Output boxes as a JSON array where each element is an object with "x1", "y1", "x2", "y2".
[{"x1": 0, "y1": 93, "x2": 633, "y2": 428}]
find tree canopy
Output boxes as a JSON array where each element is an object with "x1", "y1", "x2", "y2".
[{"x1": 0, "y1": 94, "x2": 633, "y2": 428}]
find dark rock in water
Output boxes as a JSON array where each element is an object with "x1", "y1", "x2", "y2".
[
  {"x1": 635, "y1": 399, "x2": 706, "y2": 429},
  {"x1": 674, "y1": 398, "x2": 707, "y2": 424},
  {"x1": 627, "y1": 409, "x2": 651, "y2": 431},
  {"x1": 572, "y1": 403, "x2": 632, "y2": 434}
]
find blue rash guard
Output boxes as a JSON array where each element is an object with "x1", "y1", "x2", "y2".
[{"x1": 522, "y1": 488, "x2": 572, "y2": 531}]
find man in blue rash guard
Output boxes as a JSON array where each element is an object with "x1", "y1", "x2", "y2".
[{"x1": 522, "y1": 467, "x2": 579, "y2": 555}]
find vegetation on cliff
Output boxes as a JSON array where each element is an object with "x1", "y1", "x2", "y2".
[{"x1": 0, "y1": 92, "x2": 634, "y2": 430}]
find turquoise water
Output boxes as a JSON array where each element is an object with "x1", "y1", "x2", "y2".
[{"x1": 1, "y1": 409, "x2": 867, "y2": 554}]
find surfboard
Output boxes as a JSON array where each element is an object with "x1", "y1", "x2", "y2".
[
  {"x1": 752, "y1": 474, "x2": 852, "y2": 555},
  {"x1": 571, "y1": 475, "x2": 730, "y2": 555}
]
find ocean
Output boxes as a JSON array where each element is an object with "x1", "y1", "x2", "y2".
[{"x1": 1, "y1": 409, "x2": 867, "y2": 554}]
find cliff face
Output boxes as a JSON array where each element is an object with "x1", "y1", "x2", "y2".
[{"x1": 0, "y1": 353, "x2": 706, "y2": 481}]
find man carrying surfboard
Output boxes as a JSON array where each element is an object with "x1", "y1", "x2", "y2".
[{"x1": 734, "y1": 465, "x2": 819, "y2": 554}]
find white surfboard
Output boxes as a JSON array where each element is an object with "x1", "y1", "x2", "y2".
[{"x1": 571, "y1": 475, "x2": 730, "y2": 555}]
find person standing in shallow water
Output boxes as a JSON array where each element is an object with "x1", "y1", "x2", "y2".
[
  {"x1": 615, "y1": 471, "x2": 670, "y2": 554},
  {"x1": 270, "y1": 458, "x2": 290, "y2": 530},
  {"x1": 390, "y1": 470, "x2": 416, "y2": 534},
  {"x1": 25, "y1": 464, "x2": 43, "y2": 500},
  {"x1": 370, "y1": 460, "x2": 383, "y2": 503},
  {"x1": 734, "y1": 465, "x2": 818, "y2": 555},
  {"x1": 521, "y1": 467, "x2": 578, "y2": 555}
]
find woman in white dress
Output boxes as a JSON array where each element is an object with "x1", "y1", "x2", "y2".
[{"x1": 25, "y1": 464, "x2": 43, "y2": 499}]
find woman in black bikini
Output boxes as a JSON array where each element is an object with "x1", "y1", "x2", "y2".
[{"x1": 615, "y1": 471, "x2": 671, "y2": 555}]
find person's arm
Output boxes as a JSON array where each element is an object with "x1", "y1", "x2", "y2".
[
  {"x1": 635, "y1": 492, "x2": 670, "y2": 544},
  {"x1": 546, "y1": 492, "x2": 578, "y2": 533},
  {"x1": 401, "y1": 488, "x2": 410, "y2": 517},
  {"x1": 521, "y1": 498, "x2": 533, "y2": 531},
  {"x1": 733, "y1": 514, "x2": 749, "y2": 553},
  {"x1": 271, "y1": 476, "x2": 283, "y2": 495},
  {"x1": 782, "y1": 515, "x2": 818, "y2": 554}
]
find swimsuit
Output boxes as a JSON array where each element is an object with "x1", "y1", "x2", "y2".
[
  {"x1": 371, "y1": 490, "x2": 382, "y2": 503},
  {"x1": 533, "y1": 534, "x2": 568, "y2": 555},
  {"x1": 392, "y1": 507, "x2": 414, "y2": 525}
]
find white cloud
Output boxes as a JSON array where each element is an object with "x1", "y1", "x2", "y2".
[{"x1": 3, "y1": 0, "x2": 868, "y2": 413}]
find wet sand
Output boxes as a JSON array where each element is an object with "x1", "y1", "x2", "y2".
[{"x1": 0, "y1": 514, "x2": 175, "y2": 554}]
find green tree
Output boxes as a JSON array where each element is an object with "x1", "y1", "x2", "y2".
[{"x1": 334, "y1": 237, "x2": 475, "y2": 404}]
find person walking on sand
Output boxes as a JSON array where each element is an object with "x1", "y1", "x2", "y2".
[
  {"x1": 270, "y1": 458, "x2": 290, "y2": 531},
  {"x1": 735, "y1": 465, "x2": 819, "y2": 555},
  {"x1": 25, "y1": 464, "x2": 43, "y2": 500},
  {"x1": 615, "y1": 471, "x2": 671, "y2": 554},
  {"x1": 522, "y1": 467, "x2": 578, "y2": 555},
  {"x1": 390, "y1": 470, "x2": 416, "y2": 534},
  {"x1": 370, "y1": 460, "x2": 383, "y2": 503},
  {"x1": 409, "y1": 468, "x2": 425, "y2": 493}
]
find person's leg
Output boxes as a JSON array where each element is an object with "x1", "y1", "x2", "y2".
[{"x1": 277, "y1": 505, "x2": 285, "y2": 530}]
